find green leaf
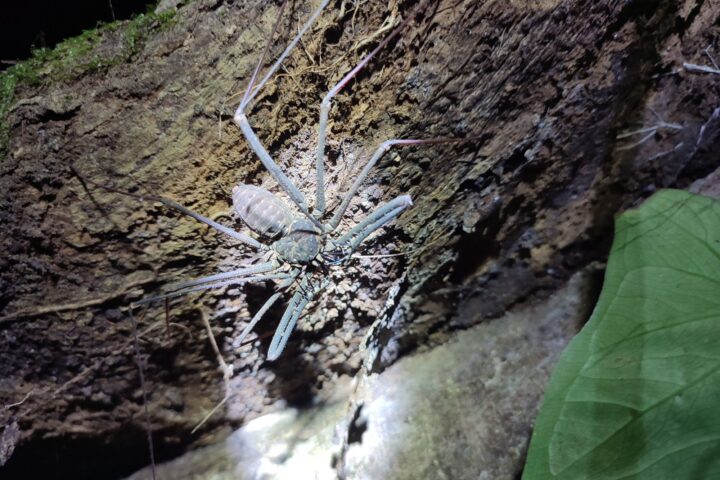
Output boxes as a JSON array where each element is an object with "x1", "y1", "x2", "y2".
[{"x1": 523, "y1": 189, "x2": 720, "y2": 480}]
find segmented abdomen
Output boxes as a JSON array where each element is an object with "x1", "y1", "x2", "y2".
[{"x1": 232, "y1": 184, "x2": 293, "y2": 237}]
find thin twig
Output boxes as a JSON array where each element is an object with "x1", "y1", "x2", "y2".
[
  {"x1": 164, "y1": 298, "x2": 171, "y2": 339},
  {"x1": 68, "y1": 165, "x2": 114, "y2": 223},
  {"x1": 616, "y1": 131, "x2": 657, "y2": 151},
  {"x1": 352, "y1": 11, "x2": 396, "y2": 52},
  {"x1": 191, "y1": 310, "x2": 234, "y2": 434},
  {"x1": 683, "y1": 45, "x2": 720, "y2": 75},
  {"x1": 191, "y1": 395, "x2": 232, "y2": 435},
  {"x1": 705, "y1": 45, "x2": 720, "y2": 70},
  {"x1": 129, "y1": 308, "x2": 157, "y2": 480},
  {"x1": 0, "y1": 276, "x2": 156, "y2": 325},
  {"x1": 199, "y1": 309, "x2": 233, "y2": 382},
  {"x1": 617, "y1": 108, "x2": 682, "y2": 151},
  {"x1": 108, "y1": 0, "x2": 116, "y2": 21},
  {"x1": 2, "y1": 390, "x2": 35, "y2": 411}
]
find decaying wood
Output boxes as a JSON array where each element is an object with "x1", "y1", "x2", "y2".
[{"x1": 1, "y1": 0, "x2": 719, "y2": 477}]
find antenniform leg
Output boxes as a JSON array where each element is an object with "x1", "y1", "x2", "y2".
[
  {"x1": 314, "y1": 3, "x2": 424, "y2": 217},
  {"x1": 233, "y1": 0, "x2": 329, "y2": 227},
  {"x1": 159, "y1": 197, "x2": 266, "y2": 250},
  {"x1": 133, "y1": 271, "x2": 291, "y2": 306},
  {"x1": 167, "y1": 262, "x2": 278, "y2": 291}
]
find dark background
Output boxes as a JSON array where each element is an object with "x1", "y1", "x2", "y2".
[{"x1": 1, "y1": 0, "x2": 154, "y2": 70}]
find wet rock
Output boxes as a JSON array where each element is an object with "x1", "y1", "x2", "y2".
[
  {"x1": 337, "y1": 270, "x2": 595, "y2": 479},
  {"x1": 126, "y1": 378, "x2": 353, "y2": 480}
]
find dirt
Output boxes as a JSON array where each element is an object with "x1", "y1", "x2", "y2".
[{"x1": 0, "y1": 0, "x2": 718, "y2": 478}]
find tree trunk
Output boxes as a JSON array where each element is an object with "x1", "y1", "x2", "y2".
[{"x1": 1, "y1": 0, "x2": 718, "y2": 478}]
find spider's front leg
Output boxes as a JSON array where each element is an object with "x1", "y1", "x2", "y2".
[
  {"x1": 133, "y1": 267, "x2": 291, "y2": 305},
  {"x1": 157, "y1": 196, "x2": 267, "y2": 250},
  {"x1": 328, "y1": 137, "x2": 468, "y2": 232}
]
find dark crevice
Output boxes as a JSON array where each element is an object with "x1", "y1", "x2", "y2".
[
  {"x1": 600, "y1": 0, "x2": 666, "y2": 45},
  {"x1": 0, "y1": 426, "x2": 185, "y2": 480},
  {"x1": 35, "y1": 105, "x2": 82, "y2": 123},
  {"x1": 346, "y1": 405, "x2": 367, "y2": 445},
  {"x1": 673, "y1": 0, "x2": 705, "y2": 37},
  {"x1": 447, "y1": 201, "x2": 503, "y2": 284}
]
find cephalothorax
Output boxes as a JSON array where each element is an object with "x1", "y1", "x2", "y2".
[
  {"x1": 135, "y1": 0, "x2": 461, "y2": 360},
  {"x1": 232, "y1": 184, "x2": 323, "y2": 263}
]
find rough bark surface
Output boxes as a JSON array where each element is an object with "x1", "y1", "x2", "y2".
[{"x1": 0, "y1": 0, "x2": 718, "y2": 478}]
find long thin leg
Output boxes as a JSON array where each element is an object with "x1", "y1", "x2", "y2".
[
  {"x1": 235, "y1": 269, "x2": 299, "y2": 347},
  {"x1": 238, "y1": 292, "x2": 283, "y2": 346},
  {"x1": 267, "y1": 276, "x2": 329, "y2": 361},
  {"x1": 233, "y1": 116, "x2": 313, "y2": 219},
  {"x1": 239, "y1": 0, "x2": 289, "y2": 109},
  {"x1": 74, "y1": 175, "x2": 266, "y2": 250},
  {"x1": 349, "y1": 207, "x2": 406, "y2": 251},
  {"x1": 233, "y1": 0, "x2": 330, "y2": 229},
  {"x1": 329, "y1": 138, "x2": 467, "y2": 230},
  {"x1": 159, "y1": 197, "x2": 266, "y2": 250},
  {"x1": 315, "y1": 3, "x2": 425, "y2": 217},
  {"x1": 336, "y1": 195, "x2": 412, "y2": 250},
  {"x1": 240, "y1": 0, "x2": 330, "y2": 110},
  {"x1": 169, "y1": 262, "x2": 277, "y2": 290},
  {"x1": 267, "y1": 284, "x2": 305, "y2": 360},
  {"x1": 133, "y1": 272, "x2": 290, "y2": 306}
]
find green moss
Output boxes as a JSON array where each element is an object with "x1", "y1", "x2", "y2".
[
  {"x1": 0, "y1": 5, "x2": 184, "y2": 157},
  {"x1": 0, "y1": 74, "x2": 17, "y2": 158},
  {"x1": 121, "y1": 9, "x2": 178, "y2": 53}
]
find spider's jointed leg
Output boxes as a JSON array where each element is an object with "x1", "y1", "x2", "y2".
[
  {"x1": 154, "y1": 2, "x2": 476, "y2": 362},
  {"x1": 336, "y1": 195, "x2": 413, "y2": 253},
  {"x1": 267, "y1": 276, "x2": 329, "y2": 361},
  {"x1": 348, "y1": 205, "x2": 409, "y2": 252},
  {"x1": 239, "y1": 0, "x2": 331, "y2": 110},
  {"x1": 134, "y1": 272, "x2": 291, "y2": 306},
  {"x1": 159, "y1": 197, "x2": 266, "y2": 250},
  {"x1": 314, "y1": 2, "x2": 425, "y2": 217},
  {"x1": 170, "y1": 262, "x2": 278, "y2": 291},
  {"x1": 329, "y1": 138, "x2": 463, "y2": 230},
  {"x1": 233, "y1": 0, "x2": 330, "y2": 226},
  {"x1": 238, "y1": 292, "x2": 283, "y2": 346},
  {"x1": 236, "y1": 269, "x2": 300, "y2": 348}
]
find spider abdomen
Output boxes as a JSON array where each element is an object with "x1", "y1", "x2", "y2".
[{"x1": 232, "y1": 184, "x2": 293, "y2": 237}]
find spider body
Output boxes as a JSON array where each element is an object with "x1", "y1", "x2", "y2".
[
  {"x1": 232, "y1": 184, "x2": 293, "y2": 238},
  {"x1": 233, "y1": 184, "x2": 323, "y2": 264},
  {"x1": 273, "y1": 218, "x2": 322, "y2": 264},
  {"x1": 136, "y1": 1, "x2": 463, "y2": 361}
]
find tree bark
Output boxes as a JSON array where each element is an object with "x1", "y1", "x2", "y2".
[{"x1": 1, "y1": 0, "x2": 718, "y2": 478}]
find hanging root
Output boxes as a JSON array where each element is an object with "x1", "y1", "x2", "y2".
[
  {"x1": 191, "y1": 309, "x2": 234, "y2": 434},
  {"x1": 616, "y1": 108, "x2": 682, "y2": 151},
  {"x1": 0, "y1": 276, "x2": 156, "y2": 325},
  {"x1": 129, "y1": 307, "x2": 157, "y2": 480}
]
